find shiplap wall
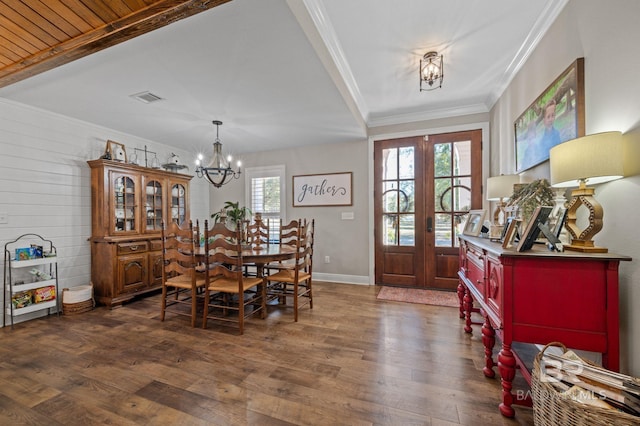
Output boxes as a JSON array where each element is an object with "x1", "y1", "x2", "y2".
[{"x1": 0, "y1": 98, "x2": 210, "y2": 324}]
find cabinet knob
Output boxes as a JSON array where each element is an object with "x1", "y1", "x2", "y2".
[{"x1": 129, "y1": 245, "x2": 139, "y2": 251}]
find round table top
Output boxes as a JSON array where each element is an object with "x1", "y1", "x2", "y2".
[
  {"x1": 195, "y1": 244, "x2": 295, "y2": 264},
  {"x1": 240, "y1": 244, "x2": 296, "y2": 264}
]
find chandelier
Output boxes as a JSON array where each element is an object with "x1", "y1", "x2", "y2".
[
  {"x1": 419, "y1": 51, "x2": 443, "y2": 91},
  {"x1": 195, "y1": 120, "x2": 241, "y2": 188}
]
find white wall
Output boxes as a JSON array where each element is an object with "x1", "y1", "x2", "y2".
[
  {"x1": 490, "y1": 0, "x2": 640, "y2": 375},
  {"x1": 0, "y1": 98, "x2": 210, "y2": 323},
  {"x1": 205, "y1": 139, "x2": 370, "y2": 285}
]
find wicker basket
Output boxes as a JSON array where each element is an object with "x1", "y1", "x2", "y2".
[
  {"x1": 62, "y1": 285, "x2": 95, "y2": 315},
  {"x1": 532, "y1": 342, "x2": 639, "y2": 426}
]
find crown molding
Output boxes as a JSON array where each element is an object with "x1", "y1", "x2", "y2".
[
  {"x1": 368, "y1": 103, "x2": 489, "y2": 128},
  {"x1": 291, "y1": 0, "x2": 369, "y2": 123}
]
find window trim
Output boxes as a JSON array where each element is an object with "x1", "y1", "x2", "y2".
[{"x1": 244, "y1": 165, "x2": 286, "y2": 222}]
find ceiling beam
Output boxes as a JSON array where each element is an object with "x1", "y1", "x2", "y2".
[{"x1": 0, "y1": 0, "x2": 232, "y2": 89}]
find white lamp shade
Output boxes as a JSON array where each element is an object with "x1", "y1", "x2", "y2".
[
  {"x1": 550, "y1": 131, "x2": 624, "y2": 188},
  {"x1": 486, "y1": 174, "x2": 520, "y2": 200}
]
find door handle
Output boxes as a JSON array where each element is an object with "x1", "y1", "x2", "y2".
[{"x1": 427, "y1": 217, "x2": 433, "y2": 233}]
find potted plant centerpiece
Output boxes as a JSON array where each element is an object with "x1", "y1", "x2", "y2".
[{"x1": 211, "y1": 201, "x2": 252, "y2": 244}]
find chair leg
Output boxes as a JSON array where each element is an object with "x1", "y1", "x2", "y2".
[
  {"x1": 202, "y1": 289, "x2": 209, "y2": 329},
  {"x1": 238, "y1": 293, "x2": 244, "y2": 335},
  {"x1": 261, "y1": 280, "x2": 266, "y2": 319},
  {"x1": 160, "y1": 285, "x2": 168, "y2": 322},
  {"x1": 191, "y1": 289, "x2": 198, "y2": 328},
  {"x1": 294, "y1": 281, "x2": 299, "y2": 322},
  {"x1": 308, "y1": 278, "x2": 313, "y2": 309}
]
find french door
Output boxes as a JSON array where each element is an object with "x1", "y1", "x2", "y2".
[{"x1": 374, "y1": 130, "x2": 482, "y2": 289}]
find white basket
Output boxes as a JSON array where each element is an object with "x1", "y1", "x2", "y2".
[{"x1": 62, "y1": 285, "x2": 93, "y2": 303}]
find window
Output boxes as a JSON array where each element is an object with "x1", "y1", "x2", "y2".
[{"x1": 245, "y1": 165, "x2": 285, "y2": 242}]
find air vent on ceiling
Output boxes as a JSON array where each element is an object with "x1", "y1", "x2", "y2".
[{"x1": 130, "y1": 91, "x2": 164, "y2": 104}]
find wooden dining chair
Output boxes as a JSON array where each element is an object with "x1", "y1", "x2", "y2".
[
  {"x1": 244, "y1": 214, "x2": 270, "y2": 277},
  {"x1": 160, "y1": 220, "x2": 208, "y2": 327},
  {"x1": 202, "y1": 220, "x2": 266, "y2": 334},
  {"x1": 265, "y1": 218, "x2": 314, "y2": 321}
]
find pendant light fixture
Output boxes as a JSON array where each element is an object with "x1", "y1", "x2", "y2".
[
  {"x1": 195, "y1": 120, "x2": 241, "y2": 188},
  {"x1": 420, "y1": 51, "x2": 444, "y2": 91}
]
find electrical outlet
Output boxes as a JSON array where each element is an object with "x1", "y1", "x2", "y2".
[
  {"x1": 0, "y1": 212, "x2": 7, "y2": 224},
  {"x1": 324, "y1": 256, "x2": 330, "y2": 264}
]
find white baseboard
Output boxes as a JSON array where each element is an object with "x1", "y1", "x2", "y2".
[{"x1": 313, "y1": 272, "x2": 370, "y2": 285}]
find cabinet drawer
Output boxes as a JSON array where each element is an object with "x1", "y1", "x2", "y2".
[
  {"x1": 465, "y1": 249, "x2": 485, "y2": 298},
  {"x1": 149, "y1": 239, "x2": 163, "y2": 251},
  {"x1": 117, "y1": 242, "x2": 148, "y2": 255}
]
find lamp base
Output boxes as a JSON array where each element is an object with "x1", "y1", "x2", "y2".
[
  {"x1": 564, "y1": 185, "x2": 607, "y2": 253},
  {"x1": 563, "y1": 241, "x2": 608, "y2": 253}
]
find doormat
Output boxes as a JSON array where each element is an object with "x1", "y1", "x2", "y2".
[{"x1": 376, "y1": 286, "x2": 459, "y2": 308}]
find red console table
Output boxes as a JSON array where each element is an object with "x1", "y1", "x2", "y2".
[{"x1": 457, "y1": 234, "x2": 631, "y2": 418}]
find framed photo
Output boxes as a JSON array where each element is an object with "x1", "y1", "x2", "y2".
[
  {"x1": 292, "y1": 172, "x2": 352, "y2": 207},
  {"x1": 514, "y1": 58, "x2": 585, "y2": 172},
  {"x1": 501, "y1": 218, "x2": 521, "y2": 249},
  {"x1": 516, "y1": 206, "x2": 553, "y2": 252},
  {"x1": 462, "y1": 209, "x2": 486, "y2": 236},
  {"x1": 105, "y1": 140, "x2": 127, "y2": 162}
]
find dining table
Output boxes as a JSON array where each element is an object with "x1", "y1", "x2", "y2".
[{"x1": 195, "y1": 244, "x2": 296, "y2": 278}]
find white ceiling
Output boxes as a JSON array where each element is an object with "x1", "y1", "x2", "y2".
[{"x1": 0, "y1": 0, "x2": 565, "y2": 164}]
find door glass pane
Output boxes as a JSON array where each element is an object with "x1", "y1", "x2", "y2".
[
  {"x1": 399, "y1": 180, "x2": 414, "y2": 212},
  {"x1": 435, "y1": 213, "x2": 452, "y2": 247},
  {"x1": 398, "y1": 215, "x2": 415, "y2": 246},
  {"x1": 145, "y1": 180, "x2": 162, "y2": 231},
  {"x1": 434, "y1": 140, "x2": 472, "y2": 248},
  {"x1": 114, "y1": 176, "x2": 135, "y2": 232},
  {"x1": 453, "y1": 140, "x2": 471, "y2": 175},
  {"x1": 434, "y1": 143, "x2": 451, "y2": 177},
  {"x1": 381, "y1": 145, "x2": 415, "y2": 246},
  {"x1": 382, "y1": 148, "x2": 398, "y2": 180},
  {"x1": 453, "y1": 177, "x2": 472, "y2": 212},
  {"x1": 435, "y1": 178, "x2": 451, "y2": 212},
  {"x1": 382, "y1": 182, "x2": 398, "y2": 213},
  {"x1": 398, "y1": 147, "x2": 414, "y2": 179},
  {"x1": 171, "y1": 184, "x2": 186, "y2": 225},
  {"x1": 383, "y1": 214, "x2": 397, "y2": 245}
]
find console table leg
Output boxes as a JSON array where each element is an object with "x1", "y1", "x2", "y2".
[
  {"x1": 481, "y1": 316, "x2": 496, "y2": 378},
  {"x1": 498, "y1": 343, "x2": 516, "y2": 418},
  {"x1": 457, "y1": 280, "x2": 466, "y2": 319},
  {"x1": 463, "y1": 288, "x2": 473, "y2": 333}
]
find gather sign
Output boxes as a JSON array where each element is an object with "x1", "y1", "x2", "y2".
[{"x1": 292, "y1": 172, "x2": 352, "y2": 207}]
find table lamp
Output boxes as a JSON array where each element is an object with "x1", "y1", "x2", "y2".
[
  {"x1": 549, "y1": 131, "x2": 624, "y2": 253},
  {"x1": 486, "y1": 174, "x2": 520, "y2": 225}
]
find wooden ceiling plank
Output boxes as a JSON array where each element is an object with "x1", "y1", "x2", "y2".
[
  {"x1": 0, "y1": 37, "x2": 28, "y2": 61},
  {"x1": 125, "y1": 0, "x2": 153, "y2": 10},
  {"x1": 78, "y1": 0, "x2": 128, "y2": 22},
  {"x1": 25, "y1": 0, "x2": 83, "y2": 38},
  {"x1": 100, "y1": 0, "x2": 136, "y2": 17},
  {"x1": 0, "y1": 18, "x2": 46, "y2": 54},
  {"x1": 0, "y1": 0, "x2": 232, "y2": 88},
  {"x1": 2, "y1": 0, "x2": 70, "y2": 42},
  {"x1": 41, "y1": 0, "x2": 95, "y2": 34},
  {"x1": 0, "y1": 3, "x2": 60, "y2": 46},
  {"x1": 59, "y1": 0, "x2": 108, "y2": 27}
]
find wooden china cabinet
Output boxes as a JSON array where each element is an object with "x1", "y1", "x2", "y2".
[{"x1": 88, "y1": 159, "x2": 192, "y2": 307}]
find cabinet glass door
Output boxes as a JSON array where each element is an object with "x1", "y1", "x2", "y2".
[
  {"x1": 171, "y1": 184, "x2": 187, "y2": 225},
  {"x1": 114, "y1": 175, "x2": 136, "y2": 233},
  {"x1": 145, "y1": 180, "x2": 163, "y2": 231}
]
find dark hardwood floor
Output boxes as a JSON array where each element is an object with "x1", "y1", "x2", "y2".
[{"x1": 0, "y1": 282, "x2": 533, "y2": 425}]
